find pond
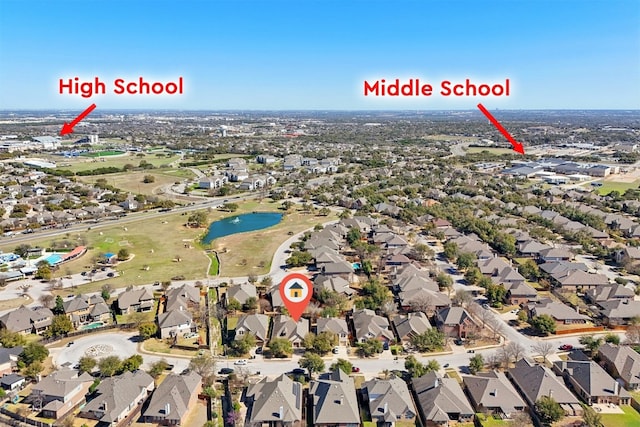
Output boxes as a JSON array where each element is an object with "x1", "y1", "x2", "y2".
[{"x1": 201, "y1": 212, "x2": 283, "y2": 244}]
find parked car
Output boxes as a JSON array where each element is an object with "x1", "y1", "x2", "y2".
[
  {"x1": 332, "y1": 347, "x2": 339, "y2": 354},
  {"x1": 383, "y1": 342, "x2": 390, "y2": 351},
  {"x1": 351, "y1": 367, "x2": 360, "y2": 373},
  {"x1": 467, "y1": 349, "x2": 475, "y2": 353},
  {"x1": 255, "y1": 347, "x2": 262, "y2": 354},
  {"x1": 559, "y1": 344, "x2": 573, "y2": 351},
  {"x1": 218, "y1": 368, "x2": 234, "y2": 375},
  {"x1": 443, "y1": 363, "x2": 450, "y2": 368},
  {"x1": 234, "y1": 359, "x2": 248, "y2": 365},
  {"x1": 291, "y1": 368, "x2": 306, "y2": 375}
]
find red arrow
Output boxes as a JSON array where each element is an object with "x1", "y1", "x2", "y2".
[
  {"x1": 60, "y1": 103, "x2": 97, "y2": 136},
  {"x1": 477, "y1": 103, "x2": 525, "y2": 155}
]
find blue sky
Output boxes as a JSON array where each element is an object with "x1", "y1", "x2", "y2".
[{"x1": 0, "y1": 0, "x2": 638, "y2": 110}]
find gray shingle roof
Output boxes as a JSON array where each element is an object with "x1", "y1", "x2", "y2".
[
  {"x1": 362, "y1": 376, "x2": 417, "y2": 423},
  {"x1": 508, "y1": 359, "x2": 580, "y2": 406},
  {"x1": 413, "y1": 372, "x2": 474, "y2": 422},
  {"x1": 310, "y1": 369, "x2": 360, "y2": 425},
  {"x1": 143, "y1": 371, "x2": 200, "y2": 422},
  {"x1": 83, "y1": 370, "x2": 154, "y2": 423},
  {"x1": 245, "y1": 374, "x2": 302, "y2": 424}
]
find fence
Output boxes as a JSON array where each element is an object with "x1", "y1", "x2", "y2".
[
  {"x1": 554, "y1": 326, "x2": 605, "y2": 335},
  {"x1": 0, "y1": 407, "x2": 51, "y2": 427},
  {"x1": 39, "y1": 323, "x2": 136, "y2": 345}
]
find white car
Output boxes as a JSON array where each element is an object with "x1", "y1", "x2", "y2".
[{"x1": 234, "y1": 359, "x2": 248, "y2": 365}]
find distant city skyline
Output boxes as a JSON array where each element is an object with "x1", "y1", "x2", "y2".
[{"x1": 0, "y1": 0, "x2": 638, "y2": 110}]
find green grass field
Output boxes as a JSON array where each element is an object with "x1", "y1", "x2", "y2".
[
  {"x1": 208, "y1": 253, "x2": 219, "y2": 276},
  {"x1": 595, "y1": 180, "x2": 640, "y2": 195},
  {"x1": 601, "y1": 405, "x2": 640, "y2": 427},
  {"x1": 78, "y1": 170, "x2": 186, "y2": 197},
  {"x1": 81, "y1": 150, "x2": 125, "y2": 157},
  {"x1": 49, "y1": 152, "x2": 179, "y2": 173}
]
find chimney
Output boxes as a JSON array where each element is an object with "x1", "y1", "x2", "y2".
[
  {"x1": 434, "y1": 378, "x2": 439, "y2": 389},
  {"x1": 549, "y1": 389, "x2": 554, "y2": 398},
  {"x1": 614, "y1": 382, "x2": 619, "y2": 395},
  {"x1": 164, "y1": 403, "x2": 170, "y2": 415},
  {"x1": 279, "y1": 406, "x2": 284, "y2": 419},
  {"x1": 384, "y1": 402, "x2": 388, "y2": 413}
]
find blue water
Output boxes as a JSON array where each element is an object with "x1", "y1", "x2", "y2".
[
  {"x1": 44, "y1": 254, "x2": 62, "y2": 265},
  {"x1": 202, "y1": 212, "x2": 283, "y2": 244}
]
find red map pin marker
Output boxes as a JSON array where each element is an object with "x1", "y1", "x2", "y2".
[{"x1": 279, "y1": 273, "x2": 313, "y2": 322}]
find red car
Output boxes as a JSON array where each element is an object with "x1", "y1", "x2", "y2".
[
  {"x1": 351, "y1": 367, "x2": 360, "y2": 373},
  {"x1": 559, "y1": 344, "x2": 573, "y2": 351}
]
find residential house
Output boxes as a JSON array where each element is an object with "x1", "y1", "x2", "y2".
[
  {"x1": 30, "y1": 368, "x2": 94, "y2": 420},
  {"x1": 309, "y1": 369, "x2": 360, "y2": 427},
  {"x1": 352, "y1": 309, "x2": 395, "y2": 344},
  {"x1": 463, "y1": 371, "x2": 526, "y2": 419},
  {"x1": 63, "y1": 294, "x2": 110, "y2": 327},
  {"x1": 585, "y1": 284, "x2": 634, "y2": 303},
  {"x1": 116, "y1": 288, "x2": 154, "y2": 315},
  {"x1": 80, "y1": 370, "x2": 155, "y2": 426},
  {"x1": 316, "y1": 318, "x2": 349, "y2": 346},
  {"x1": 270, "y1": 315, "x2": 308, "y2": 348},
  {"x1": 157, "y1": 308, "x2": 194, "y2": 339},
  {"x1": 0, "y1": 306, "x2": 53, "y2": 335},
  {"x1": 0, "y1": 346, "x2": 22, "y2": 376},
  {"x1": 552, "y1": 269, "x2": 609, "y2": 291},
  {"x1": 538, "y1": 248, "x2": 572, "y2": 263},
  {"x1": 527, "y1": 298, "x2": 590, "y2": 325},
  {"x1": 503, "y1": 282, "x2": 538, "y2": 306},
  {"x1": 553, "y1": 358, "x2": 631, "y2": 405},
  {"x1": 244, "y1": 374, "x2": 302, "y2": 427},
  {"x1": 166, "y1": 284, "x2": 201, "y2": 309},
  {"x1": 598, "y1": 343, "x2": 640, "y2": 390},
  {"x1": 393, "y1": 313, "x2": 432, "y2": 346},
  {"x1": 1, "y1": 373, "x2": 25, "y2": 392},
  {"x1": 507, "y1": 358, "x2": 582, "y2": 416},
  {"x1": 226, "y1": 283, "x2": 258, "y2": 307},
  {"x1": 313, "y1": 274, "x2": 355, "y2": 297},
  {"x1": 142, "y1": 371, "x2": 202, "y2": 426},
  {"x1": 235, "y1": 314, "x2": 270, "y2": 346},
  {"x1": 320, "y1": 260, "x2": 355, "y2": 282},
  {"x1": 598, "y1": 300, "x2": 640, "y2": 326},
  {"x1": 362, "y1": 376, "x2": 417, "y2": 426},
  {"x1": 435, "y1": 307, "x2": 478, "y2": 340},
  {"x1": 413, "y1": 372, "x2": 475, "y2": 427}
]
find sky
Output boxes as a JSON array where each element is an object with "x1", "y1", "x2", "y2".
[{"x1": 0, "y1": 0, "x2": 639, "y2": 110}]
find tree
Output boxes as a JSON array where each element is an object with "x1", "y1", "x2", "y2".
[
  {"x1": 23, "y1": 361, "x2": 44, "y2": 379},
  {"x1": 579, "y1": 335, "x2": 603, "y2": 357},
  {"x1": 138, "y1": 322, "x2": 158, "y2": 340},
  {"x1": 18, "y1": 342, "x2": 49, "y2": 367},
  {"x1": 436, "y1": 273, "x2": 453, "y2": 293},
  {"x1": 53, "y1": 295, "x2": 65, "y2": 315},
  {"x1": 0, "y1": 329, "x2": 26, "y2": 348},
  {"x1": 187, "y1": 210, "x2": 208, "y2": 227},
  {"x1": 457, "y1": 252, "x2": 476, "y2": 270},
  {"x1": 247, "y1": 274, "x2": 258, "y2": 284},
  {"x1": 189, "y1": 353, "x2": 217, "y2": 385},
  {"x1": 259, "y1": 276, "x2": 273, "y2": 288},
  {"x1": 148, "y1": 359, "x2": 169, "y2": 379},
  {"x1": 36, "y1": 262, "x2": 52, "y2": 280},
  {"x1": 535, "y1": 396, "x2": 564, "y2": 426},
  {"x1": 39, "y1": 294, "x2": 55, "y2": 309},
  {"x1": 119, "y1": 354, "x2": 143, "y2": 373},
  {"x1": 222, "y1": 203, "x2": 239, "y2": 212},
  {"x1": 357, "y1": 280, "x2": 392, "y2": 310},
  {"x1": 117, "y1": 248, "x2": 130, "y2": 261},
  {"x1": 99, "y1": 356, "x2": 122, "y2": 377},
  {"x1": 299, "y1": 353, "x2": 325, "y2": 377},
  {"x1": 452, "y1": 289, "x2": 473, "y2": 308},
  {"x1": 304, "y1": 332, "x2": 337, "y2": 355},
  {"x1": 485, "y1": 284, "x2": 507, "y2": 307},
  {"x1": 518, "y1": 259, "x2": 541, "y2": 281},
  {"x1": 531, "y1": 341, "x2": 554, "y2": 363},
  {"x1": 329, "y1": 358, "x2": 353, "y2": 375},
  {"x1": 269, "y1": 338, "x2": 293, "y2": 358},
  {"x1": 49, "y1": 315, "x2": 73, "y2": 337},
  {"x1": 504, "y1": 342, "x2": 526, "y2": 364},
  {"x1": 464, "y1": 268, "x2": 482, "y2": 286},
  {"x1": 443, "y1": 241, "x2": 458, "y2": 261},
  {"x1": 405, "y1": 355, "x2": 426, "y2": 377},
  {"x1": 380, "y1": 301, "x2": 398, "y2": 317},
  {"x1": 226, "y1": 298, "x2": 242, "y2": 313},
  {"x1": 286, "y1": 250, "x2": 313, "y2": 267},
  {"x1": 357, "y1": 338, "x2": 383, "y2": 357},
  {"x1": 143, "y1": 174, "x2": 155, "y2": 183},
  {"x1": 530, "y1": 314, "x2": 556, "y2": 336},
  {"x1": 228, "y1": 333, "x2": 256, "y2": 356},
  {"x1": 101, "y1": 283, "x2": 112, "y2": 301},
  {"x1": 582, "y1": 404, "x2": 603, "y2": 427},
  {"x1": 469, "y1": 354, "x2": 484, "y2": 374},
  {"x1": 243, "y1": 296, "x2": 258, "y2": 311},
  {"x1": 410, "y1": 329, "x2": 445, "y2": 352},
  {"x1": 604, "y1": 333, "x2": 620, "y2": 345},
  {"x1": 78, "y1": 356, "x2": 97, "y2": 374}
]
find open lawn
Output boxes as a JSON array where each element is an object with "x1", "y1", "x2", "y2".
[
  {"x1": 78, "y1": 170, "x2": 186, "y2": 197},
  {"x1": 601, "y1": 405, "x2": 640, "y2": 427},
  {"x1": 596, "y1": 180, "x2": 640, "y2": 195},
  {"x1": 214, "y1": 204, "x2": 337, "y2": 277},
  {"x1": 208, "y1": 253, "x2": 219, "y2": 276},
  {"x1": 141, "y1": 338, "x2": 200, "y2": 356},
  {"x1": 466, "y1": 147, "x2": 516, "y2": 155},
  {"x1": 81, "y1": 150, "x2": 126, "y2": 157},
  {"x1": 476, "y1": 413, "x2": 510, "y2": 427},
  {"x1": 0, "y1": 294, "x2": 33, "y2": 311},
  {"x1": 48, "y1": 152, "x2": 179, "y2": 173}
]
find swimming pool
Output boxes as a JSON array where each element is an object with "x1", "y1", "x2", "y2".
[{"x1": 80, "y1": 322, "x2": 105, "y2": 330}]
